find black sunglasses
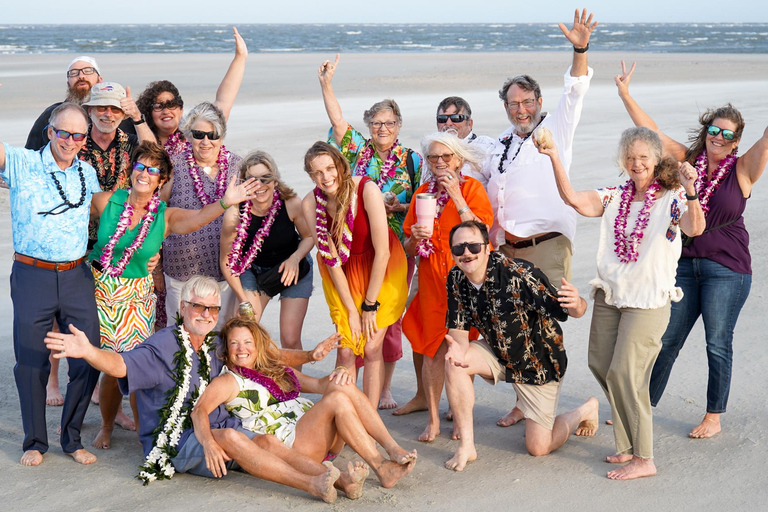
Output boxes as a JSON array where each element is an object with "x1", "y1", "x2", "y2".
[
  {"x1": 152, "y1": 99, "x2": 182, "y2": 112},
  {"x1": 184, "y1": 301, "x2": 222, "y2": 314},
  {"x1": 450, "y1": 242, "x2": 487, "y2": 257},
  {"x1": 191, "y1": 130, "x2": 221, "y2": 141},
  {"x1": 249, "y1": 175, "x2": 274, "y2": 185},
  {"x1": 707, "y1": 125, "x2": 736, "y2": 141},
  {"x1": 437, "y1": 114, "x2": 469, "y2": 123},
  {"x1": 133, "y1": 162, "x2": 162, "y2": 176}
]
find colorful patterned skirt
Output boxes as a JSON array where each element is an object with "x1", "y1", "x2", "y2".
[{"x1": 92, "y1": 265, "x2": 156, "y2": 353}]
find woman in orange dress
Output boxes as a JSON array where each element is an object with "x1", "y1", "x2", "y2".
[
  {"x1": 301, "y1": 142, "x2": 408, "y2": 408},
  {"x1": 401, "y1": 132, "x2": 493, "y2": 441}
]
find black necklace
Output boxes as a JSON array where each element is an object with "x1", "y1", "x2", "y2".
[
  {"x1": 497, "y1": 114, "x2": 547, "y2": 174},
  {"x1": 38, "y1": 163, "x2": 87, "y2": 216}
]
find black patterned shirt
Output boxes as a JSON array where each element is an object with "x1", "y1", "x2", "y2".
[{"x1": 446, "y1": 251, "x2": 569, "y2": 385}]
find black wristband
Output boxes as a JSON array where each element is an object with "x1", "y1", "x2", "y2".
[
  {"x1": 361, "y1": 300, "x2": 380, "y2": 312},
  {"x1": 133, "y1": 114, "x2": 146, "y2": 125},
  {"x1": 573, "y1": 43, "x2": 589, "y2": 53},
  {"x1": 685, "y1": 193, "x2": 699, "y2": 201}
]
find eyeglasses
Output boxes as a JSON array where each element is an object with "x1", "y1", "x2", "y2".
[
  {"x1": 191, "y1": 130, "x2": 221, "y2": 140},
  {"x1": 369, "y1": 120, "x2": 398, "y2": 130},
  {"x1": 450, "y1": 242, "x2": 487, "y2": 257},
  {"x1": 133, "y1": 162, "x2": 162, "y2": 176},
  {"x1": 249, "y1": 175, "x2": 274, "y2": 185},
  {"x1": 436, "y1": 114, "x2": 469, "y2": 124},
  {"x1": 506, "y1": 99, "x2": 537, "y2": 111},
  {"x1": 152, "y1": 100, "x2": 182, "y2": 112},
  {"x1": 183, "y1": 301, "x2": 222, "y2": 314},
  {"x1": 50, "y1": 126, "x2": 87, "y2": 142},
  {"x1": 66, "y1": 67, "x2": 99, "y2": 78},
  {"x1": 707, "y1": 125, "x2": 736, "y2": 141},
  {"x1": 95, "y1": 105, "x2": 123, "y2": 115},
  {"x1": 426, "y1": 153, "x2": 455, "y2": 164}
]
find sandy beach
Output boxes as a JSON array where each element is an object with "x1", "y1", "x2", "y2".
[{"x1": 1, "y1": 51, "x2": 767, "y2": 510}]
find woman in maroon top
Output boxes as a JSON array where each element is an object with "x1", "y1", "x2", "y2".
[{"x1": 616, "y1": 61, "x2": 768, "y2": 439}]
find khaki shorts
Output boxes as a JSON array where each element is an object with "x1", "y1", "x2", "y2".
[{"x1": 471, "y1": 339, "x2": 562, "y2": 430}]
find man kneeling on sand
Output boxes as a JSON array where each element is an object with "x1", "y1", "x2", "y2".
[
  {"x1": 442, "y1": 221, "x2": 599, "y2": 471},
  {"x1": 46, "y1": 275, "x2": 351, "y2": 502}
]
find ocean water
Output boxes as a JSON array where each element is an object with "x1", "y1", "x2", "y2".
[{"x1": 1, "y1": 23, "x2": 768, "y2": 54}]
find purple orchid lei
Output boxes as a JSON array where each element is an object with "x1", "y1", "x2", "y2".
[
  {"x1": 233, "y1": 365, "x2": 300, "y2": 402},
  {"x1": 416, "y1": 179, "x2": 451, "y2": 258},
  {"x1": 693, "y1": 150, "x2": 738, "y2": 216},
  {"x1": 227, "y1": 190, "x2": 282, "y2": 277},
  {"x1": 613, "y1": 178, "x2": 662, "y2": 263},
  {"x1": 183, "y1": 141, "x2": 230, "y2": 206},
  {"x1": 99, "y1": 190, "x2": 161, "y2": 277},
  {"x1": 315, "y1": 187, "x2": 354, "y2": 268},
  {"x1": 164, "y1": 131, "x2": 186, "y2": 158},
  {"x1": 353, "y1": 139, "x2": 400, "y2": 189}
]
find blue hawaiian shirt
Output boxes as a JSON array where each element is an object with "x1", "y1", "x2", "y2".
[{"x1": 2, "y1": 143, "x2": 101, "y2": 261}]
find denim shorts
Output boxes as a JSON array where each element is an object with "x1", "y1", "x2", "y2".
[
  {"x1": 239, "y1": 254, "x2": 314, "y2": 299},
  {"x1": 171, "y1": 426, "x2": 257, "y2": 478}
]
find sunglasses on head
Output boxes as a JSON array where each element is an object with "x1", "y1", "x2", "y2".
[
  {"x1": 191, "y1": 130, "x2": 220, "y2": 140},
  {"x1": 450, "y1": 242, "x2": 487, "y2": 257},
  {"x1": 133, "y1": 162, "x2": 162, "y2": 176},
  {"x1": 184, "y1": 301, "x2": 222, "y2": 314},
  {"x1": 436, "y1": 114, "x2": 469, "y2": 123},
  {"x1": 707, "y1": 125, "x2": 736, "y2": 141},
  {"x1": 152, "y1": 99, "x2": 182, "y2": 112},
  {"x1": 50, "y1": 126, "x2": 87, "y2": 142}
]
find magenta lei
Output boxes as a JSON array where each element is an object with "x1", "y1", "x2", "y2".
[
  {"x1": 353, "y1": 139, "x2": 401, "y2": 189},
  {"x1": 416, "y1": 180, "x2": 451, "y2": 258},
  {"x1": 164, "y1": 131, "x2": 186, "y2": 158},
  {"x1": 232, "y1": 365, "x2": 300, "y2": 402},
  {"x1": 99, "y1": 190, "x2": 161, "y2": 277},
  {"x1": 693, "y1": 151, "x2": 738, "y2": 216},
  {"x1": 227, "y1": 190, "x2": 282, "y2": 277},
  {"x1": 183, "y1": 141, "x2": 230, "y2": 206},
  {"x1": 315, "y1": 187, "x2": 354, "y2": 267},
  {"x1": 613, "y1": 179, "x2": 662, "y2": 263}
]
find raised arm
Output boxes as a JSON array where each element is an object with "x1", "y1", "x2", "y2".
[
  {"x1": 190, "y1": 374, "x2": 239, "y2": 478},
  {"x1": 318, "y1": 54, "x2": 349, "y2": 145},
  {"x1": 360, "y1": 180, "x2": 391, "y2": 342},
  {"x1": 735, "y1": 123, "x2": 768, "y2": 196},
  {"x1": 559, "y1": 8, "x2": 598, "y2": 77},
  {"x1": 44, "y1": 324, "x2": 127, "y2": 378},
  {"x1": 213, "y1": 27, "x2": 248, "y2": 121}
]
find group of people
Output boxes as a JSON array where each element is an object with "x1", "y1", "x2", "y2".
[{"x1": 2, "y1": 6, "x2": 765, "y2": 500}]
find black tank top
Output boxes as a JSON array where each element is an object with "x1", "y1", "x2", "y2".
[{"x1": 240, "y1": 200, "x2": 301, "y2": 268}]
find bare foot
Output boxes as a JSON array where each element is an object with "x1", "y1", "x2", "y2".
[
  {"x1": 20, "y1": 450, "x2": 43, "y2": 466},
  {"x1": 336, "y1": 461, "x2": 369, "y2": 500},
  {"x1": 445, "y1": 409, "x2": 453, "y2": 422},
  {"x1": 451, "y1": 424, "x2": 461, "y2": 440},
  {"x1": 392, "y1": 396, "x2": 428, "y2": 416},
  {"x1": 115, "y1": 411, "x2": 136, "y2": 431},
  {"x1": 418, "y1": 422, "x2": 440, "y2": 442},
  {"x1": 378, "y1": 388, "x2": 398, "y2": 410},
  {"x1": 604, "y1": 453, "x2": 633, "y2": 464},
  {"x1": 67, "y1": 448, "x2": 97, "y2": 465},
  {"x1": 605, "y1": 419, "x2": 613, "y2": 426},
  {"x1": 56, "y1": 426, "x2": 61, "y2": 436},
  {"x1": 444, "y1": 445, "x2": 477, "y2": 472},
  {"x1": 314, "y1": 462, "x2": 340, "y2": 503},
  {"x1": 46, "y1": 385, "x2": 64, "y2": 406},
  {"x1": 497, "y1": 407, "x2": 524, "y2": 427},
  {"x1": 689, "y1": 413, "x2": 721, "y2": 439},
  {"x1": 373, "y1": 458, "x2": 415, "y2": 488},
  {"x1": 575, "y1": 397, "x2": 599, "y2": 437},
  {"x1": 91, "y1": 383, "x2": 100, "y2": 405},
  {"x1": 607, "y1": 456, "x2": 656, "y2": 480},
  {"x1": 92, "y1": 427, "x2": 113, "y2": 450},
  {"x1": 386, "y1": 446, "x2": 417, "y2": 465}
]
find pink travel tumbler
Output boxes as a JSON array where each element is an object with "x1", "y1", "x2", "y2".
[{"x1": 415, "y1": 193, "x2": 437, "y2": 236}]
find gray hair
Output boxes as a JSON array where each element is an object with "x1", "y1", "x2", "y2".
[
  {"x1": 49, "y1": 102, "x2": 89, "y2": 127},
  {"x1": 617, "y1": 126, "x2": 662, "y2": 174},
  {"x1": 498, "y1": 75, "x2": 541, "y2": 103},
  {"x1": 180, "y1": 275, "x2": 221, "y2": 305},
  {"x1": 180, "y1": 101, "x2": 226, "y2": 141},
  {"x1": 363, "y1": 99, "x2": 403, "y2": 126},
  {"x1": 436, "y1": 96, "x2": 472, "y2": 117},
  {"x1": 420, "y1": 131, "x2": 486, "y2": 177}
]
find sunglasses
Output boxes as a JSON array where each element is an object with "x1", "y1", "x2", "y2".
[
  {"x1": 152, "y1": 100, "x2": 182, "y2": 112},
  {"x1": 248, "y1": 175, "x2": 274, "y2": 185},
  {"x1": 426, "y1": 153, "x2": 455, "y2": 164},
  {"x1": 191, "y1": 129, "x2": 221, "y2": 141},
  {"x1": 95, "y1": 105, "x2": 124, "y2": 115},
  {"x1": 133, "y1": 162, "x2": 162, "y2": 176},
  {"x1": 450, "y1": 242, "x2": 487, "y2": 257},
  {"x1": 436, "y1": 114, "x2": 469, "y2": 123},
  {"x1": 50, "y1": 126, "x2": 87, "y2": 142},
  {"x1": 183, "y1": 301, "x2": 222, "y2": 314},
  {"x1": 707, "y1": 125, "x2": 736, "y2": 141},
  {"x1": 66, "y1": 66, "x2": 99, "y2": 78}
]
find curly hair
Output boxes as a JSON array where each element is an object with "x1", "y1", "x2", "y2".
[
  {"x1": 238, "y1": 150, "x2": 296, "y2": 201},
  {"x1": 685, "y1": 103, "x2": 744, "y2": 164},
  {"x1": 618, "y1": 126, "x2": 680, "y2": 191},
  {"x1": 135, "y1": 80, "x2": 184, "y2": 137}
]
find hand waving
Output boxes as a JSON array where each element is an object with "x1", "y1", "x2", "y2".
[{"x1": 559, "y1": 8, "x2": 598, "y2": 48}]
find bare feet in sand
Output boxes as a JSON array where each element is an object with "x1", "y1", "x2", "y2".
[
  {"x1": 418, "y1": 422, "x2": 440, "y2": 442},
  {"x1": 20, "y1": 450, "x2": 43, "y2": 466},
  {"x1": 606, "y1": 456, "x2": 656, "y2": 480},
  {"x1": 336, "y1": 461, "x2": 369, "y2": 499},
  {"x1": 497, "y1": 406, "x2": 524, "y2": 427},
  {"x1": 575, "y1": 397, "x2": 599, "y2": 436},
  {"x1": 115, "y1": 410, "x2": 136, "y2": 431},
  {"x1": 445, "y1": 408, "x2": 453, "y2": 421},
  {"x1": 91, "y1": 383, "x2": 100, "y2": 405},
  {"x1": 373, "y1": 458, "x2": 416, "y2": 488},
  {"x1": 444, "y1": 445, "x2": 477, "y2": 472},
  {"x1": 386, "y1": 446, "x2": 417, "y2": 465},
  {"x1": 92, "y1": 427, "x2": 114, "y2": 450},
  {"x1": 67, "y1": 448, "x2": 97, "y2": 465},
  {"x1": 46, "y1": 384, "x2": 64, "y2": 406},
  {"x1": 392, "y1": 396, "x2": 427, "y2": 416},
  {"x1": 689, "y1": 413, "x2": 721, "y2": 439},
  {"x1": 604, "y1": 453, "x2": 633, "y2": 464},
  {"x1": 315, "y1": 462, "x2": 340, "y2": 503},
  {"x1": 605, "y1": 419, "x2": 613, "y2": 425},
  {"x1": 451, "y1": 424, "x2": 461, "y2": 440},
  {"x1": 378, "y1": 389, "x2": 398, "y2": 410}
]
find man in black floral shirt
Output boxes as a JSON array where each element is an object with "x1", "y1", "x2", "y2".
[{"x1": 443, "y1": 221, "x2": 598, "y2": 472}]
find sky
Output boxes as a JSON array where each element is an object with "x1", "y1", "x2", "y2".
[{"x1": 3, "y1": 1, "x2": 767, "y2": 24}]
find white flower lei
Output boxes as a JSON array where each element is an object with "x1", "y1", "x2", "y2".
[{"x1": 138, "y1": 322, "x2": 214, "y2": 485}]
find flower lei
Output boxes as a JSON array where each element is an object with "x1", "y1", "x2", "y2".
[
  {"x1": 416, "y1": 180, "x2": 452, "y2": 258},
  {"x1": 232, "y1": 365, "x2": 300, "y2": 402},
  {"x1": 164, "y1": 131, "x2": 186, "y2": 158},
  {"x1": 353, "y1": 139, "x2": 400, "y2": 189},
  {"x1": 315, "y1": 187, "x2": 355, "y2": 268},
  {"x1": 183, "y1": 141, "x2": 230, "y2": 206},
  {"x1": 227, "y1": 190, "x2": 282, "y2": 277},
  {"x1": 613, "y1": 179, "x2": 662, "y2": 263},
  {"x1": 79, "y1": 129, "x2": 132, "y2": 191},
  {"x1": 693, "y1": 150, "x2": 738, "y2": 216},
  {"x1": 138, "y1": 322, "x2": 215, "y2": 485},
  {"x1": 99, "y1": 190, "x2": 161, "y2": 277}
]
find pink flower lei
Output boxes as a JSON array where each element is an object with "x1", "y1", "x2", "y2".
[
  {"x1": 416, "y1": 179, "x2": 451, "y2": 258},
  {"x1": 232, "y1": 365, "x2": 300, "y2": 402},
  {"x1": 315, "y1": 187, "x2": 354, "y2": 268},
  {"x1": 183, "y1": 141, "x2": 230, "y2": 206},
  {"x1": 164, "y1": 131, "x2": 186, "y2": 158},
  {"x1": 99, "y1": 190, "x2": 161, "y2": 277},
  {"x1": 613, "y1": 178, "x2": 662, "y2": 263},
  {"x1": 353, "y1": 139, "x2": 400, "y2": 189},
  {"x1": 227, "y1": 190, "x2": 283, "y2": 277},
  {"x1": 693, "y1": 150, "x2": 738, "y2": 216}
]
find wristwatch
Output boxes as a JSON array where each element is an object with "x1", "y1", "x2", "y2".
[{"x1": 133, "y1": 114, "x2": 146, "y2": 126}]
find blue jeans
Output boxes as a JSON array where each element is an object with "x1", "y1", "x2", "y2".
[{"x1": 650, "y1": 258, "x2": 751, "y2": 413}]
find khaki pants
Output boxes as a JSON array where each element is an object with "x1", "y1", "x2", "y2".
[
  {"x1": 499, "y1": 235, "x2": 572, "y2": 285},
  {"x1": 588, "y1": 289, "x2": 670, "y2": 459}
]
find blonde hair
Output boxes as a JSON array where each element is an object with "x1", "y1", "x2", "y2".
[{"x1": 238, "y1": 150, "x2": 296, "y2": 200}]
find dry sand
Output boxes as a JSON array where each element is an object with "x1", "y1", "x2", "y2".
[{"x1": 0, "y1": 51, "x2": 767, "y2": 510}]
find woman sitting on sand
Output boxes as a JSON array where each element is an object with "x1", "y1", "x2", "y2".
[
  {"x1": 191, "y1": 317, "x2": 416, "y2": 498},
  {"x1": 616, "y1": 62, "x2": 768, "y2": 439}
]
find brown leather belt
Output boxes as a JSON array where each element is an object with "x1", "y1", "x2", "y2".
[
  {"x1": 505, "y1": 232, "x2": 562, "y2": 249},
  {"x1": 14, "y1": 253, "x2": 86, "y2": 272}
]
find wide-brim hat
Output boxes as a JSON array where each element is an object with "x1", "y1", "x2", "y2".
[{"x1": 83, "y1": 82, "x2": 126, "y2": 110}]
